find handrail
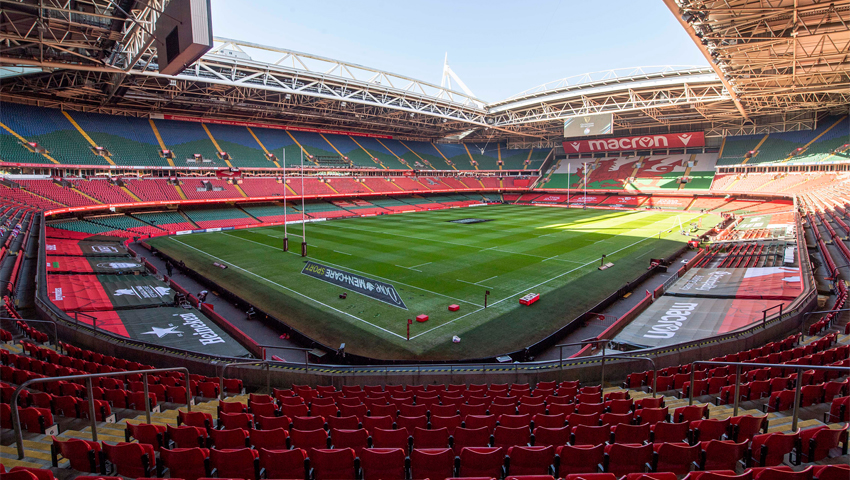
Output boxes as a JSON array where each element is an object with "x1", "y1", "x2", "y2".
[
  {"x1": 220, "y1": 361, "x2": 270, "y2": 400},
  {"x1": 10, "y1": 367, "x2": 190, "y2": 459},
  {"x1": 0, "y1": 316, "x2": 60, "y2": 353},
  {"x1": 556, "y1": 339, "x2": 610, "y2": 385},
  {"x1": 257, "y1": 344, "x2": 313, "y2": 372},
  {"x1": 604, "y1": 354, "x2": 658, "y2": 397},
  {"x1": 688, "y1": 360, "x2": 849, "y2": 432}
]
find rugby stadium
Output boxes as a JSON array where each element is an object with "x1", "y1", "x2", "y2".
[{"x1": 0, "y1": 0, "x2": 848, "y2": 478}]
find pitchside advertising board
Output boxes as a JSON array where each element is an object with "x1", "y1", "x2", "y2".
[
  {"x1": 301, "y1": 261, "x2": 407, "y2": 309},
  {"x1": 562, "y1": 132, "x2": 705, "y2": 154},
  {"x1": 614, "y1": 296, "x2": 789, "y2": 348},
  {"x1": 563, "y1": 113, "x2": 614, "y2": 137},
  {"x1": 666, "y1": 266, "x2": 802, "y2": 301}
]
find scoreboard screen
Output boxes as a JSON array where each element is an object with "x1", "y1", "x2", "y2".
[{"x1": 564, "y1": 113, "x2": 613, "y2": 138}]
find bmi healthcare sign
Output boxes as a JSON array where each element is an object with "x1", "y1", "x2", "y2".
[{"x1": 301, "y1": 261, "x2": 408, "y2": 309}]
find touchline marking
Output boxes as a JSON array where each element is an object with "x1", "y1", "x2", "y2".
[
  {"x1": 169, "y1": 238, "x2": 407, "y2": 340},
  {"x1": 222, "y1": 232, "x2": 483, "y2": 308},
  {"x1": 334, "y1": 250, "x2": 352, "y2": 256}
]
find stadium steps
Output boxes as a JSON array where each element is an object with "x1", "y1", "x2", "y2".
[
  {"x1": 754, "y1": 176, "x2": 782, "y2": 192},
  {"x1": 121, "y1": 186, "x2": 142, "y2": 202},
  {"x1": 201, "y1": 123, "x2": 234, "y2": 168},
  {"x1": 742, "y1": 133, "x2": 771, "y2": 164},
  {"x1": 247, "y1": 127, "x2": 281, "y2": 168},
  {"x1": 285, "y1": 131, "x2": 320, "y2": 167},
  {"x1": 497, "y1": 144, "x2": 503, "y2": 170},
  {"x1": 69, "y1": 186, "x2": 103, "y2": 205},
  {"x1": 324, "y1": 181, "x2": 341, "y2": 194},
  {"x1": 376, "y1": 138, "x2": 412, "y2": 170},
  {"x1": 21, "y1": 188, "x2": 68, "y2": 207},
  {"x1": 398, "y1": 140, "x2": 436, "y2": 170},
  {"x1": 61, "y1": 111, "x2": 116, "y2": 166},
  {"x1": 678, "y1": 163, "x2": 693, "y2": 190},
  {"x1": 233, "y1": 183, "x2": 249, "y2": 198},
  {"x1": 462, "y1": 144, "x2": 480, "y2": 170},
  {"x1": 430, "y1": 142, "x2": 457, "y2": 170},
  {"x1": 174, "y1": 182, "x2": 188, "y2": 200},
  {"x1": 522, "y1": 147, "x2": 535, "y2": 170},
  {"x1": 148, "y1": 119, "x2": 175, "y2": 168},
  {"x1": 348, "y1": 136, "x2": 386, "y2": 169},
  {"x1": 781, "y1": 116, "x2": 848, "y2": 164},
  {"x1": 0, "y1": 121, "x2": 61, "y2": 164},
  {"x1": 179, "y1": 209, "x2": 200, "y2": 228},
  {"x1": 684, "y1": 197, "x2": 697, "y2": 211},
  {"x1": 237, "y1": 204, "x2": 263, "y2": 223},
  {"x1": 318, "y1": 133, "x2": 350, "y2": 167}
]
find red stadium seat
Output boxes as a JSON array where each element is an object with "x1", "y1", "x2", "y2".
[
  {"x1": 167, "y1": 424, "x2": 208, "y2": 449},
  {"x1": 532, "y1": 425, "x2": 569, "y2": 447},
  {"x1": 371, "y1": 427, "x2": 411, "y2": 450},
  {"x1": 602, "y1": 443, "x2": 653, "y2": 477},
  {"x1": 210, "y1": 427, "x2": 249, "y2": 449},
  {"x1": 258, "y1": 447, "x2": 308, "y2": 480},
  {"x1": 413, "y1": 426, "x2": 450, "y2": 448},
  {"x1": 458, "y1": 446, "x2": 505, "y2": 478},
  {"x1": 453, "y1": 426, "x2": 492, "y2": 454},
  {"x1": 249, "y1": 427, "x2": 289, "y2": 450},
  {"x1": 124, "y1": 421, "x2": 165, "y2": 448},
  {"x1": 431, "y1": 414, "x2": 463, "y2": 434},
  {"x1": 690, "y1": 418, "x2": 731, "y2": 442},
  {"x1": 51, "y1": 436, "x2": 100, "y2": 472},
  {"x1": 557, "y1": 443, "x2": 604, "y2": 474},
  {"x1": 101, "y1": 441, "x2": 156, "y2": 478},
  {"x1": 700, "y1": 440, "x2": 748, "y2": 471},
  {"x1": 505, "y1": 445, "x2": 556, "y2": 476},
  {"x1": 160, "y1": 447, "x2": 211, "y2": 480},
  {"x1": 359, "y1": 447, "x2": 406, "y2": 480},
  {"x1": 611, "y1": 423, "x2": 650, "y2": 444},
  {"x1": 330, "y1": 428, "x2": 369, "y2": 455},
  {"x1": 493, "y1": 425, "x2": 531, "y2": 448},
  {"x1": 410, "y1": 447, "x2": 456, "y2": 480},
  {"x1": 749, "y1": 432, "x2": 799, "y2": 467},
  {"x1": 309, "y1": 448, "x2": 357, "y2": 480},
  {"x1": 210, "y1": 447, "x2": 259, "y2": 480},
  {"x1": 571, "y1": 424, "x2": 611, "y2": 446},
  {"x1": 290, "y1": 428, "x2": 330, "y2": 450},
  {"x1": 651, "y1": 442, "x2": 700, "y2": 474},
  {"x1": 326, "y1": 415, "x2": 359, "y2": 430},
  {"x1": 797, "y1": 424, "x2": 848, "y2": 462}
]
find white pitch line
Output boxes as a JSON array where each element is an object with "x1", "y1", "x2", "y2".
[
  {"x1": 456, "y1": 279, "x2": 494, "y2": 289},
  {"x1": 222, "y1": 232, "x2": 483, "y2": 307},
  {"x1": 409, "y1": 261, "x2": 432, "y2": 269},
  {"x1": 478, "y1": 275, "x2": 499, "y2": 284},
  {"x1": 169, "y1": 238, "x2": 407, "y2": 340},
  {"x1": 396, "y1": 265, "x2": 422, "y2": 272},
  {"x1": 334, "y1": 250, "x2": 352, "y2": 256}
]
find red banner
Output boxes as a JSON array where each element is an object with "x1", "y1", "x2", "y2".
[
  {"x1": 562, "y1": 131, "x2": 705, "y2": 153},
  {"x1": 160, "y1": 114, "x2": 393, "y2": 139}
]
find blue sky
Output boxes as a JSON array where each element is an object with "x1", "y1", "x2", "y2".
[{"x1": 211, "y1": 0, "x2": 707, "y2": 102}]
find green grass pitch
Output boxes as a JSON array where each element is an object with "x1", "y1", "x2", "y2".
[{"x1": 148, "y1": 205, "x2": 712, "y2": 360}]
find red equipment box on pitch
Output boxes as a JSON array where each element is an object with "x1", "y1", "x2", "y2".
[
  {"x1": 416, "y1": 314, "x2": 429, "y2": 322},
  {"x1": 519, "y1": 293, "x2": 540, "y2": 306},
  {"x1": 448, "y1": 304, "x2": 460, "y2": 312}
]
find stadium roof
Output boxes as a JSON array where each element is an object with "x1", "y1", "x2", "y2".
[{"x1": 1, "y1": 0, "x2": 847, "y2": 147}]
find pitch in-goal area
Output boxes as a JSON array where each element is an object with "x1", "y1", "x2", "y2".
[{"x1": 148, "y1": 205, "x2": 711, "y2": 360}]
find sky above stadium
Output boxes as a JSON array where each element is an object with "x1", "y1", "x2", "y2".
[{"x1": 211, "y1": 0, "x2": 708, "y2": 103}]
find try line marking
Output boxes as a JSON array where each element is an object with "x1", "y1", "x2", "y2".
[{"x1": 168, "y1": 238, "x2": 407, "y2": 340}]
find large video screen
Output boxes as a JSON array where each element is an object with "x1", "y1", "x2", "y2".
[{"x1": 563, "y1": 113, "x2": 613, "y2": 138}]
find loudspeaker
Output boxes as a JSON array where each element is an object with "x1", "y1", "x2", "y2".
[{"x1": 155, "y1": 0, "x2": 213, "y2": 75}]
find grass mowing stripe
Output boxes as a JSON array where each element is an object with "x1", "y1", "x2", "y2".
[
  {"x1": 149, "y1": 206, "x2": 715, "y2": 359},
  {"x1": 222, "y1": 231, "x2": 484, "y2": 308},
  {"x1": 169, "y1": 238, "x2": 408, "y2": 340}
]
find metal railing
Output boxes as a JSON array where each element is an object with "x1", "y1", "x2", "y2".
[
  {"x1": 257, "y1": 344, "x2": 313, "y2": 372},
  {"x1": 220, "y1": 361, "x2": 270, "y2": 400},
  {"x1": 605, "y1": 354, "x2": 658, "y2": 397},
  {"x1": 556, "y1": 339, "x2": 610, "y2": 384},
  {"x1": 10, "y1": 367, "x2": 190, "y2": 459},
  {"x1": 1, "y1": 317, "x2": 60, "y2": 353},
  {"x1": 687, "y1": 360, "x2": 849, "y2": 432}
]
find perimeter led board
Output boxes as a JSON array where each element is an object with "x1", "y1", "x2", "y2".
[{"x1": 564, "y1": 113, "x2": 613, "y2": 138}]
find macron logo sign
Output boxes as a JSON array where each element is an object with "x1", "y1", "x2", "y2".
[{"x1": 563, "y1": 132, "x2": 704, "y2": 154}]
